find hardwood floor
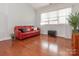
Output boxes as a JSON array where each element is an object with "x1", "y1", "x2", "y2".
[{"x1": 0, "y1": 35, "x2": 72, "y2": 56}]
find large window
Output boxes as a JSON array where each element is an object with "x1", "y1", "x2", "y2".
[{"x1": 40, "y1": 8, "x2": 71, "y2": 25}]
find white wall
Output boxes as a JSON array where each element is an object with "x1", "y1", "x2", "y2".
[
  {"x1": 0, "y1": 3, "x2": 8, "y2": 40},
  {"x1": 7, "y1": 3, "x2": 36, "y2": 36},
  {"x1": 0, "y1": 3, "x2": 36, "y2": 41},
  {"x1": 35, "y1": 3, "x2": 79, "y2": 39}
]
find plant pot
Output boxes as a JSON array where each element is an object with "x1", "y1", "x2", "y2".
[{"x1": 72, "y1": 32, "x2": 79, "y2": 56}]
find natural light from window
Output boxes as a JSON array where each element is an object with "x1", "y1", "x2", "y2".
[{"x1": 40, "y1": 8, "x2": 72, "y2": 25}]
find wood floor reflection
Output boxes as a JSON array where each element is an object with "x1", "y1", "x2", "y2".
[{"x1": 0, "y1": 35, "x2": 72, "y2": 56}]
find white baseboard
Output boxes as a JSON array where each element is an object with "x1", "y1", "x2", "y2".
[
  {"x1": 0, "y1": 37, "x2": 11, "y2": 41},
  {"x1": 41, "y1": 32, "x2": 47, "y2": 35}
]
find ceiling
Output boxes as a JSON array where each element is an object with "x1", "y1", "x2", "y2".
[{"x1": 30, "y1": 3, "x2": 49, "y2": 9}]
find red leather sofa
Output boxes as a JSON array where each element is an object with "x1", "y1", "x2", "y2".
[{"x1": 14, "y1": 26, "x2": 40, "y2": 40}]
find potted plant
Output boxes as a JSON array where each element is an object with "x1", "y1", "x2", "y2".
[
  {"x1": 68, "y1": 12, "x2": 79, "y2": 55},
  {"x1": 68, "y1": 12, "x2": 79, "y2": 32}
]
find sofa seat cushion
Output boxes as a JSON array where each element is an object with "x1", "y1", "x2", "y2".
[{"x1": 22, "y1": 30, "x2": 39, "y2": 35}]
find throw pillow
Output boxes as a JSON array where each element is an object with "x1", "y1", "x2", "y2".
[
  {"x1": 27, "y1": 28, "x2": 31, "y2": 31},
  {"x1": 19, "y1": 28, "x2": 27, "y2": 33},
  {"x1": 33, "y1": 27, "x2": 38, "y2": 31}
]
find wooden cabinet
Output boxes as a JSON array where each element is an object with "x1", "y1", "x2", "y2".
[{"x1": 72, "y1": 33, "x2": 79, "y2": 56}]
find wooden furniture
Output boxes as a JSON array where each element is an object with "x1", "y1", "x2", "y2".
[{"x1": 72, "y1": 33, "x2": 79, "y2": 56}]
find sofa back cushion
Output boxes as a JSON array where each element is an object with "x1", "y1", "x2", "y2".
[
  {"x1": 33, "y1": 27, "x2": 38, "y2": 31},
  {"x1": 15, "y1": 26, "x2": 34, "y2": 32}
]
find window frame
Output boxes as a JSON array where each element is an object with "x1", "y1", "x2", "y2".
[{"x1": 40, "y1": 8, "x2": 72, "y2": 25}]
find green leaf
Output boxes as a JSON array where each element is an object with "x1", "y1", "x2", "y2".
[{"x1": 67, "y1": 12, "x2": 79, "y2": 32}]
